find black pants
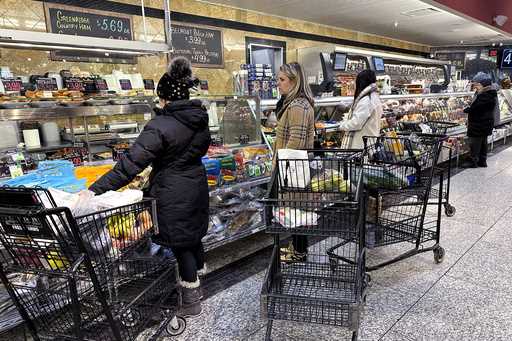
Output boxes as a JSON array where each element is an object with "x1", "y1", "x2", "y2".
[
  {"x1": 468, "y1": 136, "x2": 488, "y2": 165},
  {"x1": 170, "y1": 243, "x2": 205, "y2": 283},
  {"x1": 293, "y1": 235, "x2": 308, "y2": 254}
]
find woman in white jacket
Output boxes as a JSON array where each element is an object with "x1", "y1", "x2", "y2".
[{"x1": 339, "y1": 70, "x2": 383, "y2": 149}]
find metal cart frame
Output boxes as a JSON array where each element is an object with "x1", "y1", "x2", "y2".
[{"x1": 0, "y1": 187, "x2": 186, "y2": 341}]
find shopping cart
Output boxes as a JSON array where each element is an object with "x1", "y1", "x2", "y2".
[
  {"x1": 398, "y1": 121, "x2": 459, "y2": 217},
  {"x1": 261, "y1": 149, "x2": 368, "y2": 341},
  {"x1": 355, "y1": 134, "x2": 446, "y2": 271},
  {"x1": 0, "y1": 186, "x2": 186, "y2": 341}
]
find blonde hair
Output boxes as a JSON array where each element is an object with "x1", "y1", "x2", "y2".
[{"x1": 280, "y1": 62, "x2": 314, "y2": 109}]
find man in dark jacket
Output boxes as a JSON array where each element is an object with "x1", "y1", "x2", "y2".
[
  {"x1": 463, "y1": 72, "x2": 498, "y2": 168},
  {"x1": 89, "y1": 57, "x2": 211, "y2": 317}
]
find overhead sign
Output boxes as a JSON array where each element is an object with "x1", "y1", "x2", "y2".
[
  {"x1": 501, "y1": 49, "x2": 512, "y2": 68},
  {"x1": 170, "y1": 23, "x2": 224, "y2": 68},
  {"x1": 44, "y1": 3, "x2": 135, "y2": 64}
]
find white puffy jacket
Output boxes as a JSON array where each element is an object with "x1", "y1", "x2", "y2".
[{"x1": 339, "y1": 84, "x2": 383, "y2": 149}]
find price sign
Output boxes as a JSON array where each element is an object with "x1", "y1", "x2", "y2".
[
  {"x1": 36, "y1": 78, "x2": 58, "y2": 91},
  {"x1": 501, "y1": 49, "x2": 512, "y2": 68},
  {"x1": 64, "y1": 78, "x2": 84, "y2": 91},
  {"x1": 119, "y1": 79, "x2": 132, "y2": 91},
  {"x1": 2, "y1": 79, "x2": 22, "y2": 92},
  {"x1": 170, "y1": 23, "x2": 224, "y2": 68},
  {"x1": 94, "y1": 79, "x2": 109, "y2": 91},
  {"x1": 82, "y1": 79, "x2": 96, "y2": 93},
  {"x1": 45, "y1": 4, "x2": 132, "y2": 40},
  {"x1": 143, "y1": 79, "x2": 155, "y2": 90}
]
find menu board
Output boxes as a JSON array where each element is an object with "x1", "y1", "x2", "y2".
[
  {"x1": 170, "y1": 23, "x2": 224, "y2": 68},
  {"x1": 1, "y1": 79, "x2": 22, "y2": 92},
  {"x1": 36, "y1": 78, "x2": 58, "y2": 91},
  {"x1": 64, "y1": 78, "x2": 84, "y2": 91},
  {"x1": 119, "y1": 79, "x2": 133, "y2": 91}
]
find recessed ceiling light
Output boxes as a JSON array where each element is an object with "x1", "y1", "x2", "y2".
[
  {"x1": 460, "y1": 40, "x2": 464, "y2": 44},
  {"x1": 500, "y1": 42, "x2": 504, "y2": 46}
]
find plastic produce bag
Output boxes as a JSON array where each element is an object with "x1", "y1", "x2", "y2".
[
  {"x1": 273, "y1": 207, "x2": 318, "y2": 228},
  {"x1": 277, "y1": 149, "x2": 310, "y2": 189}
]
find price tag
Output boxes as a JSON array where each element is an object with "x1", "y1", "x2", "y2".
[
  {"x1": 83, "y1": 79, "x2": 96, "y2": 93},
  {"x1": 36, "y1": 78, "x2": 58, "y2": 91},
  {"x1": 143, "y1": 79, "x2": 155, "y2": 90},
  {"x1": 64, "y1": 78, "x2": 84, "y2": 91},
  {"x1": 94, "y1": 79, "x2": 108, "y2": 91},
  {"x1": 9, "y1": 165, "x2": 23, "y2": 178},
  {"x1": 2, "y1": 79, "x2": 22, "y2": 92},
  {"x1": 119, "y1": 79, "x2": 132, "y2": 91}
]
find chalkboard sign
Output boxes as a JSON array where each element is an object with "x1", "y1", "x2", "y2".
[
  {"x1": 45, "y1": 3, "x2": 133, "y2": 40},
  {"x1": 44, "y1": 3, "x2": 135, "y2": 64},
  {"x1": 171, "y1": 23, "x2": 224, "y2": 68},
  {"x1": 1, "y1": 79, "x2": 22, "y2": 92}
]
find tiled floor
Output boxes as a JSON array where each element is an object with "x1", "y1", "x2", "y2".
[{"x1": 145, "y1": 146, "x2": 512, "y2": 341}]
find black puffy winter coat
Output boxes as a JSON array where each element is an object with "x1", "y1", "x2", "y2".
[
  {"x1": 464, "y1": 86, "x2": 498, "y2": 137},
  {"x1": 90, "y1": 100, "x2": 211, "y2": 247}
]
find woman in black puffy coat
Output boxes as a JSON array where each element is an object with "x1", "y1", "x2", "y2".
[{"x1": 89, "y1": 57, "x2": 210, "y2": 317}]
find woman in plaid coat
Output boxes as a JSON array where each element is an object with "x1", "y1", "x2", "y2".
[{"x1": 273, "y1": 62, "x2": 315, "y2": 262}]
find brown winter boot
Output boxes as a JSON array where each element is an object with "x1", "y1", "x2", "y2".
[{"x1": 178, "y1": 279, "x2": 202, "y2": 318}]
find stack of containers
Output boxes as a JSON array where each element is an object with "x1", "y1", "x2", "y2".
[{"x1": 237, "y1": 64, "x2": 278, "y2": 99}]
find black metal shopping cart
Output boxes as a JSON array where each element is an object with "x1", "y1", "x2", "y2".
[
  {"x1": 354, "y1": 134, "x2": 446, "y2": 271},
  {"x1": 398, "y1": 121, "x2": 459, "y2": 217},
  {"x1": 261, "y1": 149, "x2": 368, "y2": 341},
  {"x1": 0, "y1": 186, "x2": 186, "y2": 341}
]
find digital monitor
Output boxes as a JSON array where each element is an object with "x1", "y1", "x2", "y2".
[
  {"x1": 373, "y1": 57, "x2": 385, "y2": 72},
  {"x1": 333, "y1": 52, "x2": 347, "y2": 71}
]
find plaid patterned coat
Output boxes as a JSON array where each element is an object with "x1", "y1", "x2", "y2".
[{"x1": 274, "y1": 97, "x2": 315, "y2": 152}]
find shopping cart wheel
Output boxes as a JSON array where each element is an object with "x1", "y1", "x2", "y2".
[
  {"x1": 433, "y1": 246, "x2": 445, "y2": 264},
  {"x1": 120, "y1": 308, "x2": 141, "y2": 327},
  {"x1": 444, "y1": 204, "x2": 456, "y2": 217},
  {"x1": 351, "y1": 330, "x2": 358, "y2": 341},
  {"x1": 166, "y1": 315, "x2": 186, "y2": 336}
]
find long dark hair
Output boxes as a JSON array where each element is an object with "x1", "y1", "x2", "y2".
[{"x1": 353, "y1": 69, "x2": 377, "y2": 101}]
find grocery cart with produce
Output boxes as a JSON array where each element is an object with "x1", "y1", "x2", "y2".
[
  {"x1": 260, "y1": 149, "x2": 368, "y2": 341},
  {"x1": 0, "y1": 186, "x2": 186, "y2": 341},
  {"x1": 354, "y1": 134, "x2": 445, "y2": 271}
]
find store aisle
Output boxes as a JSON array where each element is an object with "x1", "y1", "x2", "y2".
[{"x1": 141, "y1": 146, "x2": 512, "y2": 341}]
